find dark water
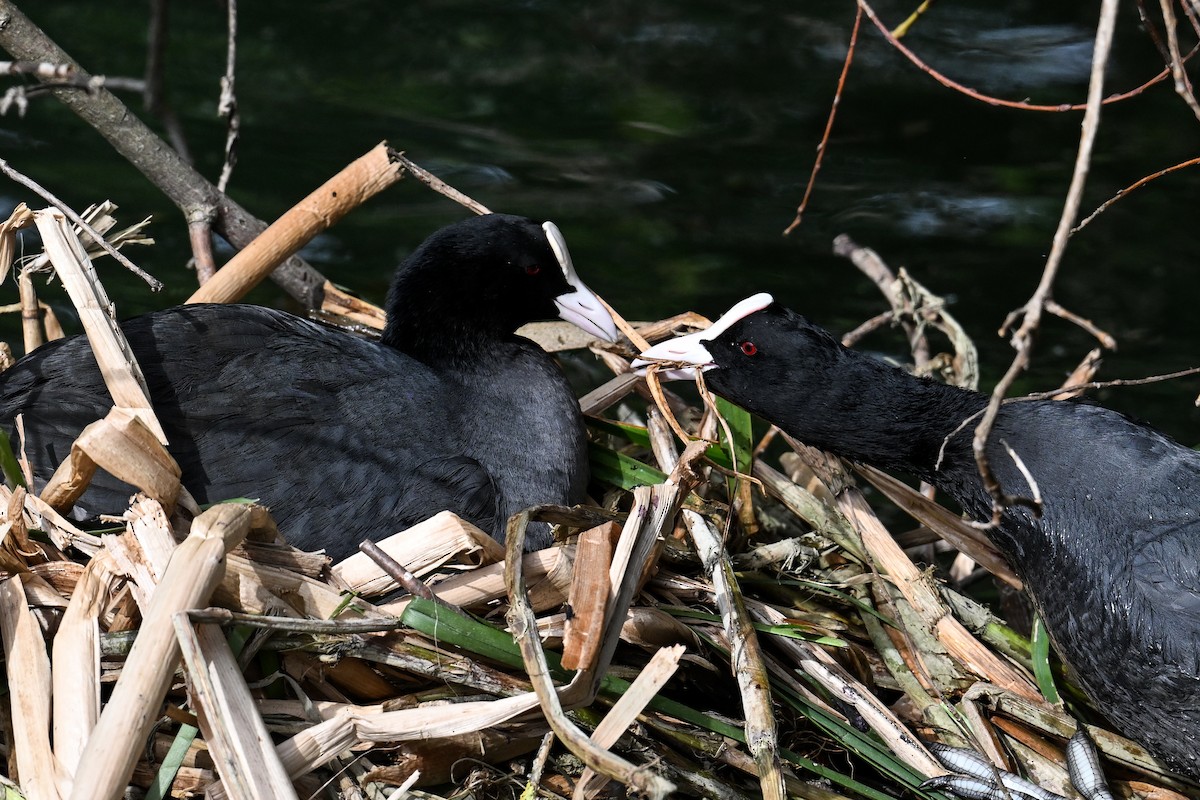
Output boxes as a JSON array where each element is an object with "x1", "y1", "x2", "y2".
[{"x1": 4, "y1": 1, "x2": 1198, "y2": 440}]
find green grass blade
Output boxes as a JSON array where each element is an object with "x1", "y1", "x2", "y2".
[
  {"x1": 1031, "y1": 615, "x2": 1060, "y2": 704},
  {"x1": 0, "y1": 429, "x2": 26, "y2": 489},
  {"x1": 587, "y1": 441, "x2": 667, "y2": 490}
]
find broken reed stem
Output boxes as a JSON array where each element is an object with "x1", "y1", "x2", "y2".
[
  {"x1": 31, "y1": 210, "x2": 167, "y2": 444},
  {"x1": 0, "y1": 575, "x2": 61, "y2": 800},
  {"x1": 646, "y1": 412, "x2": 785, "y2": 800},
  {"x1": 173, "y1": 614, "x2": 297, "y2": 800},
  {"x1": 682, "y1": 509, "x2": 786, "y2": 800},
  {"x1": 67, "y1": 504, "x2": 263, "y2": 800},
  {"x1": 16, "y1": 269, "x2": 42, "y2": 353},
  {"x1": 0, "y1": 158, "x2": 162, "y2": 289},
  {"x1": 188, "y1": 142, "x2": 406, "y2": 304}
]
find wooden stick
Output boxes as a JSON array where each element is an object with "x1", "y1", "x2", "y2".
[{"x1": 187, "y1": 142, "x2": 405, "y2": 305}]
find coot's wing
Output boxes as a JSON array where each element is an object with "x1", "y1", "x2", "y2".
[{"x1": 0, "y1": 305, "x2": 498, "y2": 558}]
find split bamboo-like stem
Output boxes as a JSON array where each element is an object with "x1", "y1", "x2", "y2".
[
  {"x1": 174, "y1": 615, "x2": 298, "y2": 800},
  {"x1": 0, "y1": 575, "x2": 64, "y2": 800},
  {"x1": 31, "y1": 209, "x2": 166, "y2": 443},
  {"x1": 67, "y1": 503, "x2": 264, "y2": 800}
]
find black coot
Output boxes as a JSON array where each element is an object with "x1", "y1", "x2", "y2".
[
  {"x1": 2, "y1": 214, "x2": 618, "y2": 559},
  {"x1": 637, "y1": 293, "x2": 1200, "y2": 779}
]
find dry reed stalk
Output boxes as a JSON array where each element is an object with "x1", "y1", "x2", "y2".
[
  {"x1": 0, "y1": 574, "x2": 64, "y2": 800},
  {"x1": 122, "y1": 494, "x2": 177, "y2": 581},
  {"x1": 50, "y1": 552, "x2": 116, "y2": 775},
  {"x1": 0, "y1": 202, "x2": 35, "y2": 285},
  {"x1": 31, "y1": 209, "x2": 166, "y2": 443},
  {"x1": 40, "y1": 303, "x2": 64, "y2": 340},
  {"x1": 21, "y1": 493, "x2": 102, "y2": 556},
  {"x1": 67, "y1": 503, "x2": 267, "y2": 800},
  {"x1": 955, "y1": 694, "x2": 1013, "y2": 770},
  {"x1": 789, "y1": 439, "x2": 1041, "y2": 701},
  {"x1": 560, "y1": 521, "x2": 618, "y2": 671},
  {"x1": 754, "y1": 603, "x2": 946, "y2": 777},
  {"x1": 752, "y1": 460, "x2": 868, "y2": 562},
  {"x1": 187, "y1": 142, "x2": 406, "y2": 305},
  {"x1": 856, "y1": 464, "x2": 1020, "y2": 588},
  {"x1": 377, "y1": 546, "x2": 575, "y2": 616},
  {"x1": 577, "y1": 372, "x2": 640, "y2": 416},
  {"x1": 331, "y1": 510, "x2": 504, "y2": 596},
  {"x1": 217, "y1": 551, "x2": 386, "y2": 619},
  {"x1": 504, "y1": 497, "x2": 676, "y2": 800},
  {"x1": 40, "y1": 408, "x2": 185, "y2": 515},
  {"x1": 573, "y1": 643, "x2": 686, "y2": 799},
  {"x1": 17, "y1": 269, "x2": 42, "y2": 353},
  {"x1": 319, "y1": 280, "x2": 386, "y2": 329},
  {"x1": 681, "y1": 508, "x2": 786, "y2": 800},
  {"x1": 207, "y1": 692, "x2": 545, "y2": 799},
  {"x1": 174, "y1": 614, "x2": 298, "y2": 800}
]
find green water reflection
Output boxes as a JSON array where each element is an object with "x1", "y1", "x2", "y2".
[{"x1": 4, "y1": 1, "x2": 1197, "y2": 440}]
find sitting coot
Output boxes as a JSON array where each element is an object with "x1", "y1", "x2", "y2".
[
  {"x1": 2, "y1": 214, "x2": 618, "y2": 559},
  {"x1": 636, "y1": 293, "x2": 1200, "y2": 779}
]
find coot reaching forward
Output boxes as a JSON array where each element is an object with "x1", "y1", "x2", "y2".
[
  {"x1": 2, "y1": 214, "x2": 618, "y2": 559},
  {"x1": 636, "y1": 293, "x2": 1200, "y2": 778}
]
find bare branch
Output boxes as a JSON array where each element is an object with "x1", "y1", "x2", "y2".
[
  {"x1": 217, "y1": 0, "x2": 240, "y2": 193},
  {"x1": 971, "y1": 0, "x2": 1121, "y2": 522},
  {"x1": 783, "y1": 4, "x2": 861, "y2": 236}
]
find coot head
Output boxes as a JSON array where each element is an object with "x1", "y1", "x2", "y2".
[
  {"x1": 382, "y1": 213, "x2": 618, "y2": 355},
  {"x1": 634, "y1": 293, "x2": 842, "y2": 423}
]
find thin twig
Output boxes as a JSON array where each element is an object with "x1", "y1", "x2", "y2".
[
  {"x1": 216, "y1": 0, "x2": 240, "y2": 193},
  {"x1": 357, "y1": 539, "x2": 458, "y2": 612},
  {"x1": 783, "y1": 3, "x2": 861, "y2": 236},
  {"x1": 0, "y1": 158, "x2": 163, "y2": 289},
  {"x1": 972, "y1": 0, "x2": 1121, "y2": 522},
  {"x1": 1160, "y1": 0, "x2": 1200, "y2": 121},
  {"x1": 857, "y1": 0, "x2": 1192, "y2": 112},
  {"x1": 390, "y1": 150, "x2": 491, "y2": 215},
  {"x1": 1073, "y1": 156, "x2": 1200, "y2": 234}
]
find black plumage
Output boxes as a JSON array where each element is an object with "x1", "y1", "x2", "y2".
[
  {"x1": 638, "y1": 294, "x2": 1200, "y2": 779},
  {"x1": 2, "y1": 214, "x2": 618, "y2": 560}
]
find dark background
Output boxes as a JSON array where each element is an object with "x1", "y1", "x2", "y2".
[{"x1": 4, "y1": 1, "x2": 1198, "y2": 440}]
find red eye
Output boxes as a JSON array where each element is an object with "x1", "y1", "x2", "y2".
[
  {"x1": 525, "y1": 264, "x2": 541, "y2": 275},
  {"x1": 740, "y1": 341, "x2": 758, "y2": 356}
]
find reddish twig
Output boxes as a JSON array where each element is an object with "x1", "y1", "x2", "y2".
[
  {"x1": 1073, "y1": 155, "x2": 1200, "y2": 234},
  {"x1": 858, "y1": 0, "x2": 1193, "y2": 112},
  {"x1": 782, "y1": 4, "x2": 862, "y2": 236}
]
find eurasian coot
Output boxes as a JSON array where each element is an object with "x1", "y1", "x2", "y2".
[
  {"x1": 2, "y1": 214, "x2": 619, "y2": 559},
  {"x1": 636, "y1": 293, "x2": 1200, "y2": 779}
]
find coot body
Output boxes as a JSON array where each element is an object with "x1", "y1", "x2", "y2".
[
  {"x1": 637, "y1": 294, "x2": 1200, "y2": 778},
  {"x1": 2, "y1": 214, "x2": 618, "y2": 559}
]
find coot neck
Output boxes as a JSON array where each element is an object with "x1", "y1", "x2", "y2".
[
  {"x1": 382, "y1": 317, "x2": 515, "y2": 367},
  {"x1": 760, "y1": 346, "x2": 989, "y2": 482}
]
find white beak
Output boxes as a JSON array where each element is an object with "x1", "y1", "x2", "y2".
[
  {"x1": 632, "y1": 292, "x2": 774, "y2": 380},
  {"x1": 632, "y1": 330, "x2": 715, "y2": 381},
  {"x1": 544, "y1": 221, "x2": 620, "y2": 343}
]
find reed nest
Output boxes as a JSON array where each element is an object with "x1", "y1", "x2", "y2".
[{"x1": 0, "y1": 203, "x2": 1194, "y2": 800}]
